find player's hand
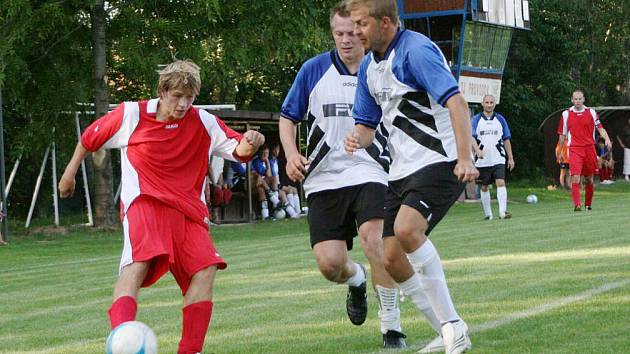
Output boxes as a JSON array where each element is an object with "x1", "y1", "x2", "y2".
[
  {"x1": 605, "y1": 139, "x2": 612, "y2": 150},
  {"x1": 243, "y1": 130, "x2": 265, "y2": 149},
  {"x1": 475, "y1": 149, "x2": 484, "y2": 159},
  {"x1": 453, "y1": 160, "x2": 479, "y2": 182},
  {"x1": 344, "y1": 132, "x2": 361, "y2": 155},
  {"x1": 58, "y1": 174, "x2": 76, "y2": 198},
  {"x1": 507, "y1": 158, "x2": 515, "y2": 171},
  {"x1": 285, "y1": 153, "x2": 310, "y2": 182}
]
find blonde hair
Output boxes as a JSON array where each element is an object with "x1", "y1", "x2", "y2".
[
  {"x1": 345, "y1": 0, "x2": 399, "y2": 26},
  {"x1": 157, "y1": 60, "x2": 201, "y2": 96}
]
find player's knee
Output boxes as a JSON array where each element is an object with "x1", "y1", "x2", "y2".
[
  {"x1": 394, "y1": 223, "x2": 425, "y2": 241},
  {"x1": 316, "y1": 258, "x2": 344, "y2": 282}
]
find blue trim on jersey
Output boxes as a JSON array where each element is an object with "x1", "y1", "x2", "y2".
[
  {"x1": 374, "y1": 29, "x2": 405, "y2": 62},
  {"x1": 353, "y1": 57, "x2": 382, "y2": 129},
  {"x1": 280, "y1": 51, "x2": 333, "y2": 122},
  {"x1": 471, "y1": 112, "x2": 511, "y2": 140},
  {"x1": 353, "y1": 30, "x2": 460, "y2": 129},
  {"x1": 495, "y1": 113, "x2": 511, "y2": 140}
]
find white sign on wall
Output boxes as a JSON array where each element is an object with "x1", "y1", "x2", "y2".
[{"x1": 458, "y1": 75, "x2": 503, "y2": 104}]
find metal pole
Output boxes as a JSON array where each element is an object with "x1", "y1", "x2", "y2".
[
  {"x1": 75, "y1": 112, "x2": 94, "y2": 226},
  {"x1": 26, "y1": 145, "x2": 51, "y2": 228},
  {"x1": 6, "y1": 155, "x2": 21, "y2": 196},
  {"x1": 51, "y1": 135, "x2": 59, "y2": 227},
  {"x1": 0, "y1": 88, "x2": 8, "y2": 241},
  {"x1": 246, "y1": 123, "x2": 253, "y2": 222}
]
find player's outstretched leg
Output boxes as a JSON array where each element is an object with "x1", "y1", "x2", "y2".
[{"x1": 376, "y1": 285, "x2": 406, "y2": 348}]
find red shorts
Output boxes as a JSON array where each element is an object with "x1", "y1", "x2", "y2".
[
  {"x1": 121, "y1": 196, "x2": 226, "y2": 294},
  {"x1": 211, "y1": 187, "x2": 233, "y2": 206},
  {"x1": 569, "y1": 146, "x2": 598, "y2": 176}
]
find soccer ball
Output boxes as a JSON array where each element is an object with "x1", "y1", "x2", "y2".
[
  {"x1": 106, "y1": 321, "x2": 158, "y2": 354},
  {"x1": 274, "y1": 208, "x2": 286, "y2": 220},
  {"x1": 526, "y1": 194, "x2": 538, "y2": 204}
]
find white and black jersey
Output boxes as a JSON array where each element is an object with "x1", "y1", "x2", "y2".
[
  {"x1": 281, "y1": 49, "x2": 389, "y2": 196},
  {"x1": 353, "y1": 30, "x2": 461, "y2": 182},
  {"x1": 471, "y1": 112, "x2": 511, "y2": 167}
]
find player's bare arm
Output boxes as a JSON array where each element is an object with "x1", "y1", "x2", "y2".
[
  {"x1": 235, "y1": 130, "x2": 265, "y2": 158},
  {"x1": 446, "y1": 93, "x2": 479, "y2": 182},
  {"x1": 597, "y1": 127, "x2": 612, "y2": 150},
  {"x1": 504, "y1": 139, "x2": 515, "y2": 171},
  {"x1": 279, "y1": 117, "x2": 309, "y2": 182},
  {"x1": 59, "y1": 142, "x2": 91, "y2": 198},
  {"x1": 344, "y1": 124, "x2": 375, "y2": 154}
]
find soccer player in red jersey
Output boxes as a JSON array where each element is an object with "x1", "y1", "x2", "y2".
[
  {"x1": 58, "y1": 60, "x2": 264, "y2": 354},
  {"x1": 556, "y1": 90, "x2": 612, "y2": 211}
]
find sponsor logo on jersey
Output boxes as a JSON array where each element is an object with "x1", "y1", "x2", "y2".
[
  {"x1": 342, "y1": 82, "x2": 357, "y2": 87},
  {"x1": 165, "y1": 123, "x2": 179, "y2": 129},
  {"x1": 375, "y1": 88, "x2": 393, "y2": 104}
]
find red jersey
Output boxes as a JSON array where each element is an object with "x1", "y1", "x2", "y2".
[
  {"x1": 81, "y1": 99, "x2": 245, "y2": 226},
  {"x1": 558, "y1": 106, "x2": 602, "y2": 147}
]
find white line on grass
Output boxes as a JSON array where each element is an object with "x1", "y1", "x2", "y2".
[{"x1": 368, "y1": 279, "x2": 630, "y2": 354}]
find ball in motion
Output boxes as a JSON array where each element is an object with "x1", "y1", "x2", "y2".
[
  {"x1": 526, "y1": 194, "x2": 538, "y2": 204},
  {"x1": 106, "y1": 321, "x2": 158, "y2": 354}
]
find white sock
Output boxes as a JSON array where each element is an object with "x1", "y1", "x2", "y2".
[
  {"x1": 270, "y1": 191, "x2": 280, "y2": 207},
  {"x1": 376, "y1": 285, "x2": 402, "y2": 334},
  {"x1": 261, "y1": 200, "x2": 269, "y2": 219},
  {"x1": 397, "y1": 274, "x2": 441, "y2": 333},
  {"x1": 344, "y1": 262, "x2": 366, "y2": 287},
  {"x1": 497, "y1": 186, "x2": 507, "y2": 217},
  {"x1": 406, "y1": 240, "x2": 459, "y2": 323},
  {"x1": 285, "y1": 204, "x2": 299, "y2": 218},
  {"x1": 291, "y1": 194, "x2": 301, "y2": 213},
  {"x1": 480, "y1": 190, "x2": 492, "y2": 218}
]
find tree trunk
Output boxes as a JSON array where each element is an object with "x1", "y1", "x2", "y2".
[{"x1": 91, "y1": 0, "x2": 117, "y2": 228}]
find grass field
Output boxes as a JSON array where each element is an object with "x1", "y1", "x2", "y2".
[{"x1": 1, "y1": 183, "x2": 629, "y2": 353}]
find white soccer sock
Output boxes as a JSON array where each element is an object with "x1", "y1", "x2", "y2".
[
  {"x1": 480, "y1": 190, "x2": 493, "y2": 218},
  {"x1": 285, "y1": 204, "x2": 299, "y2": 218},
  {"x1": 497, "y1": 186, "x2": 507, "y2": 217},
  {"x1": 261, "y1": 200, "x2": 269, "y2": 219},
  {"x1": 397, "y1": 274, "x2": 441, "y2": 333},
  {"x1": 344, "y1": 262, "x2": 366, "y2": 287},
  {"x1": 376, "y1": 285, "x2": 402, "y2": 334},
  {"x1": 406, "y1": 240, "x2": 459, "y2": 323},
  {"x1": 269, "y1": 191, "x2": 280, "y2": 207},
  {"x1": 291, "y1": 194, "x2": 301, "y2": 213}
]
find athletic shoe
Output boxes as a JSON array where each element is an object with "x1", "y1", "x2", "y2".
[
  {"x1": 346, "y1": 264, "x2": 368, "y2": 325},
  {"x1": 382, "y1": 330, "x2": 407, "y2": 348},
  {"x1": 418, "y1": 335, "x2": 445, "y2": 353},
  {"x1": 585, "y1": 205, "x2": 592, "y2": 211},
  {"x1": 574, "y1": 206, "x2": 581, "y2": 212},
  {"x1": 499, "y1": 211, "x2": 512, "y2": 219},
  {"x1": 442, "y1": 320, "x2": 472, "y2": 354},
  {"x1": 483, "y1": 215, "x2": 493, "y2": 220}
]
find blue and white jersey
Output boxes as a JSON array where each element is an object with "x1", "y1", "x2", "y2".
[
  {"x1": 281, "y1": 49, "x2": 389, "y2": 196},
  {"x1": 471, "y1": 112, "x2": 511, "y2": 167},
  {"x1": 353, "y1": 30, "x2": 461, "y2": 181}
]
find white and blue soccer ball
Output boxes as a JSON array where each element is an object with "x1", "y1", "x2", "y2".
[
  {"x1": 106, "y1": 321, "x2": 158, "y2": 354},
  {"x1": 526, "y1": 194, "x2": 538, "y2": 204}
]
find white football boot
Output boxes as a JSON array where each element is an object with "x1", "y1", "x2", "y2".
[
  {"x1": 441, "y1": 320, "x2": 472, "y2": 354},
  {"x1": 417, "y1": 335, "x2": 444, "y2": 353}
]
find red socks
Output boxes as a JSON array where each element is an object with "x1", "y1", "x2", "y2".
[
  {"x1": 571, "y1": 183, "x2": 581, "y2": 207},
  {"x1": 585, "y1": 183, "x2": 594, "y2": 207},
  {"x1": 178, "y1": 301, "x2": 214, "y2": 354},
  {"x1": 108, "y1": 296, "x2": 137, "y2": 329}
]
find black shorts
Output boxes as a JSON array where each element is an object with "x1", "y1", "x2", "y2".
[
  {"x1": 559, "y1": 162, "x2": 569, "y2": 169},
  {"x1": 383, "y1": 161, "x2": 464, "y2": 237},
  {"x1": 307, "y1": 182, "x2": 386, "y2": 250},
  {"x1": 477, "y1": 164, "x2": 506, "y2": 185}
]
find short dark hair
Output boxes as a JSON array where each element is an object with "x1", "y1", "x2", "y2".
[{"x1": 330, "y1": 1, "x2": 350, "y2": 28}]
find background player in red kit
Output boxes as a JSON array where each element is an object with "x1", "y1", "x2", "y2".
[
  {"x1": 557, "y1": 90, "x2": 611, "y2": 211},
  {"x1": 58, "y1": 60, "x2": 264, "y2": 354}
]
